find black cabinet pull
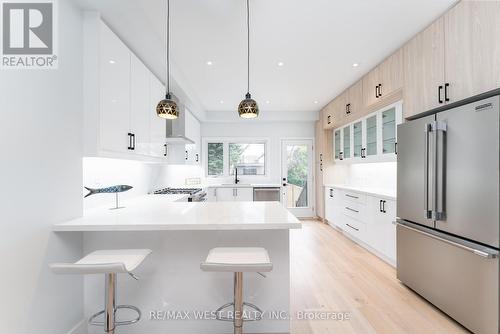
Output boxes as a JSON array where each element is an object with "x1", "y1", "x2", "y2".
[
  {"x1": 320, "y1": 162, "x2": 323, "y2": 171},
  {"x1": 395, "y1": 142, "x2": 398, "y2": 155},
  {"x1": 327, "y1": 115, "x2": 331, "y2": 124},
  {"x1": 378, "y1": 84, "x2": 382, "y2": 97},
  {"x1": 127, "y1": 133, "x2": 133, "y2": 150},
  {"x1": 163, "y1": 144, "x2": 167, "y2": 157},
  {"x1": 375, "y1": 85, "x2": 378, "y2": 98},
  {"x1": 438, "y1": 85, "x2": 443, "y2": 104},
  {"x1": 185, "y1": 150, "x2": 188, "y2": 160},
  {"x1": 382, "y1": 200, "x2": 387, "y2": 213},
  {"x1": 131, "y1": 134, "x2": 135, "y2": 150},
  {"x1": 346, "y1": 103, "x2": 351, "y2": 115},
  {"x1": 339, "y1": 152, "x2": 344, "y2": 160},
  {"x1": 320, "y1": 153, "x2": 323, "y2": 162},
  {"x1": 195, "y1": 153, "x2": 199, "y2": 162},
  {"x1": 379, "y1": 200, "x2": 383, "y2": 212},
  {"x1": 346, "y1": 223, "x2": 359, "y2": 232},
  {"x1": 444, "y1": 83, "x2": 450, "y2": 102},
  {"x1": 329, "y1": 188, "x2": 333, "y2": 198}
]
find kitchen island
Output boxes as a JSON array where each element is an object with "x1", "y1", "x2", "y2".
[{"x1": 54, "y1": 197, "x2": 301, "y2": 334}]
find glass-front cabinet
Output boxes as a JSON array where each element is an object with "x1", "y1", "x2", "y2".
[{"x1": 333, "y1": 101, "x2": 402, "y2": 162}]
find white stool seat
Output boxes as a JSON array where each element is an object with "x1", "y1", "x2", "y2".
[
  {"x1": 200, "y1": 247, "x2": 272, "y2": 273},
  {"x1": 50, "y1": 249, "x2": 152, "y2": 275}
]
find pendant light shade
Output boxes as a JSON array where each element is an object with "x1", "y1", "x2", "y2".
[
  {"x1": 156, "y1": 0, "x2": 178, "y2": 119},
  {"x1": 238, "y1": 0, "x2": 259, "y2": 119}
]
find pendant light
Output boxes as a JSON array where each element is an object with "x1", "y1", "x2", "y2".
[
  {"x1": 156, "y1": 0, "x2": 179, "y2": 119},
  {"x1": 238, "y1": 0, "x2": 259, "y2": 119}
]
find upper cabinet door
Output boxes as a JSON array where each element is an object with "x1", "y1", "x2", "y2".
[
  {"x1": 130, "y1": 54, "x2": 150, "y2": 156},
  {"x1": 444, "y1": 1, "x2": 500, "y2": 103},
  {"x1": 322, "y1": 102, "x2": 334, "y2": 129},
  {"x1": 403, "y1": 17, "x2": 445, "y2": 118},
  {"x1": 342, "y1": 125, "x2": 351, "y2": 159},
  {"x1": 334, "y1": 128, "x2": 342, "y2": 161},
  {"x1": 99, "y1": 23, "x2": 131, "y2": 153},
  {"x1": 346, "y1": 80, "x2": 364, "y2": 121},
  {"x1": 365, "y1": 114, "x2": 378, "y2": 157},
  {"x1": 363, "y1": 67, "x2": 380, "y2": 107},
  {"x1": 353, "y1": 120, "x2": 363, "y2": 159},
  {"x1": 149, "y1": 75, "x2": 166, "y2": 158},
  {"x1": 379, "y1": 49, "x2": 403, "y2": 98}
]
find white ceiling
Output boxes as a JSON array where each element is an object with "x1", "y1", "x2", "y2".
[{"x1": 76, "y1": 0, "x2": 457, "y2": 120}]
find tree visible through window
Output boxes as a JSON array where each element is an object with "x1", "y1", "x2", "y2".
[
  {"x1": 229, "y1": 143, "x2": 265, "y2": 175},
  {"x1": 207, "y1": 143, "x2": 223, "y2": 176}
]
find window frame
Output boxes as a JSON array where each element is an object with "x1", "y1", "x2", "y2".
[{"x1": 202, "y1": 137, "x2": 270, "y2": 178}]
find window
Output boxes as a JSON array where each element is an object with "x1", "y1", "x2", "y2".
[
  {"x1": 229, "y1": 143, "x2": 265, "y2": 175},
  {"x1": 207, "y1": 143, "x2": 223, "y2": 176},
  {"x1": 204, "y1": 139, "x2": 268, "y2": 177}
]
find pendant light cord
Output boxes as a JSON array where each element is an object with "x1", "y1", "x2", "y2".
[
  {"x1": 166, "y1": 0, "x2": 170, "y2": 95},
  {"x1": 246, "y1": 0, "x2": 250, "y2": 95}
]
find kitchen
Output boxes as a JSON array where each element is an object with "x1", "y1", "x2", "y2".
[{"x1": 1, "y1": 1, "x2": 499, "y2": 334}]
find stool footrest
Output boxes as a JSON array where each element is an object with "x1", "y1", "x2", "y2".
[
  {"x1": 215, "y1": 302, "x2": 263, "y2": 322},
  {"x1": 89, "y1": 305, "x2": 141, "y2": 327}
]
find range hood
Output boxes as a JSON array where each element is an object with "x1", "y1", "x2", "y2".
[{"x1": 164, "y1": 102, "x2": 195, "y2": 144}]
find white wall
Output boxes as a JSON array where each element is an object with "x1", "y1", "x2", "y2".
[
  {"x1": 201, "y1": 121, "x2": 315, "y2": 184},
  {"x1": 153, "y1": 165, "x2": 204, "y2": 188},
  {"x1": 323, "y1": 162, "x2": 397, "y2": 191},
  {"x1": 0, "y1": 1, "x2": 85, "y2": 333}
]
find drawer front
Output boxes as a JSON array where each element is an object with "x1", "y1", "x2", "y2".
[
  {"x1": 343, "y1": 202, "x2": 366, "y2": 222},
  {"x1": 342, "y1": 217, "x2": 366, "y2": 240},
  {"x1": 343, "y1": 190, "x2": 366, "y2": 205},
  {"x1": 397, "y1": 223, "x2": 499, "y2": 334}
]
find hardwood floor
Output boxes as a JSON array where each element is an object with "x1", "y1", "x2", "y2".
[{"x1": 289, "y1": 220, "x2": 469, "y2": 334}]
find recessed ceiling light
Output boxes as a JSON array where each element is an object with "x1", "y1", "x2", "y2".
[
  {"x1": 352, "y1": 63, "x2": 359, "y2": 68},
  {"x1": 314, "y1": 101, "x2": 319, "y2": 104},
  {"x1": 109, "y1": 60, "x2": 116, "y2": 64},
  {"x1": 206, "y1": 60, "x2": 213, "y2": 66},
  {"x1": 265, "y1": 100, "x2": 270, "y2": 104},
  {"x1": 277, "y1": 61, "x2": 285, "y2": 67}
]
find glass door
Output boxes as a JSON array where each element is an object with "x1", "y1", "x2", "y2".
[
  {"x1": 281, "y1": 139, "x2": 314, "y2": 218},
  {"x1": 334, "y1": 129, "x2": 341, "y2": 160},
  {"x1": 343, "y1": 125, "x2": 351, "y2": 159},
  {"x1": 382, "y1": 107, "x2": 396, "y2": 154},
  {"x1": 366, "y1": 114, "x2": 377, "y2": 157},
  {"x1": 353, "y1": 121, "x2": 363, "y2": 158}
]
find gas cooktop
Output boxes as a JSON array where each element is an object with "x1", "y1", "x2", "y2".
[{"x1": 153, "y1": 188, "x2": 202, "y2": 195}]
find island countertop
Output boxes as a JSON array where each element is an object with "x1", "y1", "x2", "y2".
[{"x1": 53, "y1": 196, "x2": 301, "y2": 232}]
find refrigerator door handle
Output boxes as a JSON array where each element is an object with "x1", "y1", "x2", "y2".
[
  {"x1": 424, "y1": 123, "x2": 432, "y2": 219},
  {"x1": 433, "y1": 121, "x2": 447, "y2": 221},
  {"x1": 397, "y1": 221, "x2": 498, "y2": 259}
]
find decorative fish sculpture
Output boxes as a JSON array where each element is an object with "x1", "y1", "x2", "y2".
[{"x1": 84, "y1": 185, "x2": 133, "y2": 198}]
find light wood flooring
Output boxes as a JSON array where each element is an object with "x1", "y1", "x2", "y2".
[{"x1": 289, "y1": 220, "x2": 470, "y2": 334}]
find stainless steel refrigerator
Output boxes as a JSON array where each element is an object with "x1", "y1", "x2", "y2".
[{"x1": 397, "y1": 91, "x2": 500, "y2": 334}]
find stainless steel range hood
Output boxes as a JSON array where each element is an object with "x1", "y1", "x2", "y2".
[{"x1": 164, "y1": 99, "x2": 194, "y2": 144}]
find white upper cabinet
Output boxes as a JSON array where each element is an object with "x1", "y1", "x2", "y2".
[
  {"x1": 98, "y1": 22, "x2": 131, "y2": 154},
  {"x1": 334, "y1": 101, "x2": 402, "y2": 163},
  {"x1": 149, "y1": 75, "x2": 167, "y2": 158},
  {"x1": 130, "y1": 54, "x2": 151, "y2": 156}
]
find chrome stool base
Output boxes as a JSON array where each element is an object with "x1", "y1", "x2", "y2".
[
  {"x1": 215, "y1": 301, "x2": 263, "y2": 322},
  {"x1": 89, "y1": 305, "x2": 141, "y2": 327}
]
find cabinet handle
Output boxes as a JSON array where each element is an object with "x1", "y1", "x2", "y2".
[
  {"x1": 361, "y1": 148, "x2": 366, "y2": 158},
  {"x1": 339, "y1": 152, "x2": 344, "y2": 160},
  {"x1": 346, "y1": 223, "x2": 359, "y2": 231},
  {"x1": 163, "y1": 144, "x2": 168, "y2": 157},
  {"x1": 185, "y1": 150, "x2": 188, "y2": 160},
  {"x1": 379, "y1": 200, "x2": 383, "y2": 212},
  {"x1": 327, "y1": 115, "x2": 331, "y2": 124},
  {"x1": 438, "y1": 85, "x2": 443, "y2": 104},
  {"x1": 382, "y1": 200, "x2": 387, "y2": 213},
  {"x1": 375, "y1": 85, "x2": 378, "y2": 98},
  {"x1": 329, "y1": 188, "x2": 333, "y2": 198},
  {"x1": 131, "y1": 133, "x2": 135, "y2": 150},
  {"x1": 395, "y1": 142, "x2": 398, "y2": 155},
  {"x1": 345, "y1": 194, "x2": 359, "y2": 199},
  {"x1": 444, "y1": 83, "x2": 450, "y2": 102},
  {"x1": 346, "y1": 103, "x2": 351, "y2": 115},
  {"x1": 346, "y1": 206, "x2": 359, "y2": 213},
  {"x1": 378, "y1": 84, "x2": 382, "y2": 97},
  {"x1": 127, "y1": 133, "x2": 133, "y2": 150},
  {"x1": 320, "y1": 163, "x2": 323, "y2": 172},
  {"x1": 195, "y1": 153, "x2": 199, "y2": 162},
  {"x1": 320, "y1": 153, "x2": 323, "y2": 162}
]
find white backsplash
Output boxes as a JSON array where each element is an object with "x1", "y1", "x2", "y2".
[
  {"x1": 152, "y1": 164, "x2": 204, "y2": 188},
  {"x1": 324, "y1": 162, "x2": 397, "y2": 191}
]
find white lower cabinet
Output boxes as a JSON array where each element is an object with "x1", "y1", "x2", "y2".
[
  {"x1": 324, "y1": 186, "x2": 396, "y2": 265},
  {"x1": 208, "y1": 187, "x2": 254, "y2": 202}
]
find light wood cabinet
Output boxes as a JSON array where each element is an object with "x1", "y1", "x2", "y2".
[
  {"x1": 403, "y1": 17, "x2": 445, "y2": 118},
  {"x1": 362, "y1": 67, "x2": 380, "y2": 107},
  {"x1": 315, "y1": 120, "x2": 325, "y2": 219},
  {"x1": 444, "y1": 0, "x2": 500, "y2": 103},
  {"x1": 345, "y1": 80, "x2": 364, "y2": 122}
]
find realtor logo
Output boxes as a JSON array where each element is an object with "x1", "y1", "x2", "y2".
[{"x1": 1, "y1": 0, "x2": 58, "y2": 69}]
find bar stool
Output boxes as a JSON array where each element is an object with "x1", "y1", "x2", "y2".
[
  {"x1": 50, "y1": 249, "x2": 152, "y2": 334},
  {"x1": 201, "y1": 247, "x2": 273, "y2": 334}
]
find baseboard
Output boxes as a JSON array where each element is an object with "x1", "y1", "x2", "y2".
[{"x1": 67, "y1": 319, "x2": 87, "y2": 334}]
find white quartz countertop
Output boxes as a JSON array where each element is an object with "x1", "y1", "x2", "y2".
[
  {"x1": 206, "y1": 184, "x2": 281, "y2": 188},
  {"x1": 53, "y1": 196, "x2": 301, "y2": 232},
  {"x1": 324, "y1": 184, "x2": 396, "y2": 200}
]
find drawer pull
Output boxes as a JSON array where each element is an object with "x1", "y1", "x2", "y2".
[
  {"x1": 345, "y1": 207, "x2": 359, "y2": 213},
  {"x1": 345, "y1": 194, "x2": 359, "y2": 199},
  {"x1": 345, "y1": 223, "x2": 359, "y2": 231}
]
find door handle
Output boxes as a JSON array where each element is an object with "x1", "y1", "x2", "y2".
[
  {"x1": 327, "y1": 115, "x2": 331, "y2": 124},
  {"x1": 424, "y1": 123, "x2": 432, "y2": 219},
  {"x1": 438, "y1": 85, "x2": 443, "y2": 104},
  {"x1": 444, "y1": 83, "x2": 450, "y2": 102},
  {"x1": 382, "y1": 200, "x2": 386, "y2": 213},
  {"x1": 127, "y1": 133, "x2": 133, "y2": 150},
  {"x1": 378, "y1": 84, "x2": 382, "y2": 97},
  {"x1": 320, "y1": 162, "x2": 323, "y2": 172},
  {"x1": 375, "y1": 85, "x2": 379, "y2": 98},
  {"x1": 329, "y1": 188, "x2": 333, "y2": 198},
  {"x1": 339, "y1": 152, "x2": 344, "y2": 160},
  {"x1": 163, "y1": 144, "x2": 168, "y2": 157},
  {"x1": 131, "y1": 133, "x2": 135, "y2": 150},
  {"x1": 185, "y1": 150, "x2": 188, "y2": 160},
  {"x1": 345, "y1": 207, "x2": 359, "y2": 213},
  {"x1": 379, "y1": 200, "x2": 383, "y2": 213},
  {"x1": 346, "y1": 223, "x2": 359, "y2": 232},
  {"x1": 345, "y1": 194, "x2": 359, "y2": 199},
  {"x1": 433, "y1": 121, "x2": 447, "y2": 221},
  {"x1": 195, "y1": 154, "x2": 199, "y2": 162}
]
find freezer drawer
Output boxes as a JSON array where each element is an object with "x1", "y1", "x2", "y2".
[{"x1": 397, "y1": 223, "x2": 499, "y2": 334}]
